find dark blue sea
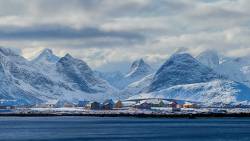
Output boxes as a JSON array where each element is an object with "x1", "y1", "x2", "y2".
[{"x1": 0, "y1": 116, "x2": 250, "y2": 141}]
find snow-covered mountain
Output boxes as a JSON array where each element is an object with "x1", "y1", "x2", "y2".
[
  {"x1": 196, "y1": 50, "x2": 250, "y2": 88},
  {"x1": 31, "y1": 48, "x2": 60, "y2": 73},
  {"x1": 94, "y1": 71, "x2": 126, "y2": 89},
  {"x1": 125, "y1": 59, "x2": 153, "y2": 79},
  {"x1": 2, "y1": 46, "x2": 250, "y2": 106},
  {"x1": 128, "y1": 52, "x2": 250, "y2": 105},
  {"x1": 0, "y1": 47, "x2": 118, "y2": 105},
  {"x1": 32, "y1": 48, "x2": 60, "y2": 65},
  {"x1": 129, "y1": 80, "x2": 250, "y2": 105},
  {"x1": 0, "y1": 47, "x2": 54, "y2": 105},
  {"x1": 148, "y1": 53, "x2": 221, "y2": 92},
  {"x1": 119, "y1": 59, "x2": 154, "y2": 89},
  {"x1": 120, "y1": 74, "x2": 154, "y2": 99},
  {"x1": 97, "y1": 59, "x2": 153, "y2": 90},
  {"x1": 196, "y1": 50, "x2": 220, "y2": 69},
  {"x1": 56, "y1": 53, "x2": 116, "y2": 93},
  {"x1": 214, "y1": 56, "x2": 250, "y2": 87}
]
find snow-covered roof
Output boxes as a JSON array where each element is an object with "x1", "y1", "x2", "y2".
[
  {"x1": 122, "y1": 101, "x2": 136, "y2": 107},
  {"x1": 45, "y1": 100, "x2": 58, "y2": 105}
]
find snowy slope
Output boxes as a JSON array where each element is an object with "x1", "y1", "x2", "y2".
[
  {"x1": 110, "y1": 58, "x2": 153, "y2": 89},
  {"x1": 129, "y1": 80, "x2": 250, "y2": 105},
  {"x1": 2, "y1": 46, "x2": 250, "y2": 106},
  {"x1": 97, "y1": 59, "x2": 154, "y2": 90},
  {"x1": 214, "y1": 56, "x2": 250, "y2": 87},
  {"x1": 32, "y1": 48, "x2": 60, "y2": 65},
  {"x1": 0, "y1": 47, "x2": 48, "y2": 104},
  {"x1": 196, "y1": 50, "x2": 220, "y2": 69},
  {"x1": 148, "y1": 53, "x2": 221, "y2": 92},
  {"x1": 125, "y1": 59, "x2": 153, "y2": 79},
  {"x1": 31, "y1": 48, "x2": 60, "y2": 75},
  {"x1": 56, "y1": 53, "x2": 117, "y2": 93},
  {"x1": 94, "y1": 71, "x2": 126, "y2": 90},
  {"x1": 120, "y1": 74, "x2": 154, "y2": 99},
  {"x1": 0, "y1": 47, "x2": 119, "y2": 105},
  {"x1": 196, "y1": 50, "x2": 250, "y2": 88},
  {"x1": 128, "y1": 52, "x2": 250, "y2": 105}
]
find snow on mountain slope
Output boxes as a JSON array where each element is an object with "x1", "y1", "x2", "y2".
[
  {"x1": 196, "y1": 50, "x2": 250, "y2": 88},
  {"x1": 125, "y1": 59, "x2": 153, "y2": 79},
  {"x1": 129, "y1": 80, "x2": 250, "y2": 105},
  {"x1": 31, "y1": 48, "x2": 60, "y2": 75},
  {"x1": 121, "y1": 59, "x2": 153, "y2": 89},
  {"x1": 56, "y1": 53, "x2": 117, "y2": 93},
  {"x1": 214, "y1": 56, "x2": 250, "y2": 87},
  {"x1": 0, "y1": 47, "x2": 45, "y2": 104},
  {"x1": 0, "y1": 47, "x2": 119, "y2": 105},
  {"x1": 97, "y1": 59, "x2": 154, "y2": 90},
  {"x1": 3, "y1": 45, "x2": 250, "y2": 106},
  {"x1": 148, "y1": 53, "x2": 221, "y2": 92},
  {"x1": 128, "y1": 52, "x2": 250, "y2": 105},
  {"x1": 196, "y1": 50, "x2": 220, "y2": 69},
  {"x1": 120, "y1": 74, "x2": 154, "y2": 99},
  {"x1": 94, "y1": 71, "x2": 126, "y2": 90},
  {"x1": 32, "y1": 48, "x2": 60, "y2": 65}
]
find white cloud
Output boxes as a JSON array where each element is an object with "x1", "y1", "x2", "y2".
[{"x1": 0, "y1": 0, "x2": 250, "y2": 72}]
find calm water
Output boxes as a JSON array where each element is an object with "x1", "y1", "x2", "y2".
[{"x1": 0, "y1": 116, "x2": 250, "y2": 141}]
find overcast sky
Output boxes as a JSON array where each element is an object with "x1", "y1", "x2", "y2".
[{"x1": 0, "y1": 0, "x2": 250, "y2": 72}]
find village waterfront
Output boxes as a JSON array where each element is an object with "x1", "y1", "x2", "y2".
[{"x1": 2, "y1": 98, "x2": 250, "y2": 117}]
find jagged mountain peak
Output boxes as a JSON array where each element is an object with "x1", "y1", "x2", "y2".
[
  {"x1": 42, "y1": 48, "x2": 53, "y2": 54},
  {"x1": 125, "y1": 58, "x2": 153, "y2": 78},
  {"x1": 32, "y1": 48, "x2": 59, "y2": 64},
  {"x1": 64, "y1": 53, "x2": 73, "y2": 59},
  {"x1": 0, "y1": 47, "x2": 19, "y2": 56},
  {"x1": 59, "y1": 53, "x2": 90, "y2": 69},
  {"x1": 56, "y1": 54, "x2": 117, "y2": 94},
  {"x1": 130, "y1": 58, "x2": 146, "y2": 71},
  {"x1": 148, "y1": 53, "x2": 221, "y2": 92}
]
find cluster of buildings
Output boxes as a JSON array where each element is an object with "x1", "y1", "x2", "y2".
[
  {"x1": 36, "y1": 99, "x2": 123, "y2": 110},
  {"x1": 130, "y1": 99, "x2": 198, "y2": 111},
  {"x1": 34, "y1": 98, "x2": 199, "y2": 111},
  {"x1": 0, "y1": 97, "x2": 201, "y2": 112}
]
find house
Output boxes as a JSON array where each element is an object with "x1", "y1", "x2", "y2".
[
  {"x1": 84, "y1": 103, "x2": 92, "y2": 110},
  {"x1": 115, "y1": 100, "x2": 123, "y2": 109},
  {"x1": 90, "y1": 102, "x2": 101, "y2": 110},
  {"x1": 183, "y1": 102, "x2": 197, "y2": 108},
  {"x1": 134, "y1": 101, "x2": 152, "y2": 109},
  {"x1": 77, "y1": 100, "x2": 90, "y2": 107},
  {"x1": 146, "y1": 99, "x2": 165, "y2": 107},
  {"x1": 168, "y1": 101, "x2": 178, "y2": 108},
  {"x1": 176, "y1": 104, "x2": 183, "y2": 108},
  {"x1": 122, "y1": 101, "x2": 136, "y2": 108},
  {"x1": 102, "y1": 99, "x2": 114, "y2": 110},
  {"x1": 63, "y1": 102, "x2": 75, "y2": 108},
  {"x1": 39, "y1": 100, "x2": 58, "y2": 108}
]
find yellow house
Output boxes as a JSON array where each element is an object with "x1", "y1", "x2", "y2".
[{"x1": 183, "y1": 102, "x2": 197, "y2": 108}]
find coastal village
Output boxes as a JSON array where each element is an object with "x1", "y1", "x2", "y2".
[
  {"x1": 36, "y1": 98, "x2": 198, "y2": 111},
  {"x1": 1, "y1": 98, "x2": 249, "y2": 116}
]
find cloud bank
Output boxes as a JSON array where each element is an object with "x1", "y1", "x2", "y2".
[{"x1": 0, "y1": 0, "x2": 250, "y2": 72}]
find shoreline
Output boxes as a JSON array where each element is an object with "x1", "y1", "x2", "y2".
[{"x1": 1, "y1": 112, "x2": 250, "y2": 118}]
